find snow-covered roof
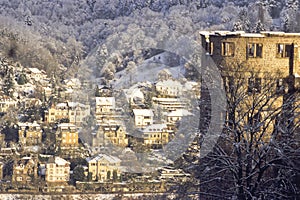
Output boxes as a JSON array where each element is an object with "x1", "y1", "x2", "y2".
[
  {"x1": 28, "y1": 67, "x2": 43, "y2": 74},
  {"x1": 53, "y1": 157, "x2": 69, "y2": 165},
  {"x1": 87, "y1": 154, "x2": 121, "y2": 164},
  {"x1": 200, "y1": 31, "x2": 300, "y2": 38},
  {"x1": 143, "y1": 124, "x2": 167, "y2": 132},
  {"x1": 167, "y1": 109, "x2": 193, "y2": 117},
  {"x1": 133, "y1": 109, "x2": 154, "y2": 116}
]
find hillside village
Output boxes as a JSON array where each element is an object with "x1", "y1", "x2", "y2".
[{"x1": 0, "y1": 56, "x2": 200, "y2": 193}]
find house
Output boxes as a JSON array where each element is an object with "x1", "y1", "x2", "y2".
[
  {"x1": 44, "y1": 102, "x2": 90, "y2": 125},
  {"x1": 67, "y1": 102, "x2": 91, "y2": 125},
  {"x1": 95, "y1": 97, "x2": 116, "y2": 123},
  {"x1": 166, "y1": 109, "x2": 194, "y2": 124},
  {"x1": 56, "y1": 123, "x2": 78, "y2": 148},
  {"x1": 142, "y1": 124, "x2": 170, "y2": 146},
  {"x1": 132, "y1": 109, "x2": 154, "y2": 128},
  {"x1": 12, "y1": 157, "x2": 38, "y2": 184},
  {"x1": 26, "y1": 67, "x2": 47, "y2": 82},
  {"x1": 0, "y1": 95, "x2": 17, "y2": 113},
  {"x1": 18, "y1": 122, "x2": 43, "y2": 146},
  {"x1": 45, "y1": 156, "x2": 70, "y2": 183},
  {"x1": 155, "y1": 79, "x2": 183, "y2": 97},
  {"x1": 92, "y1": 121, "x2": 128, "y2": 147},
  {"x1": 86, "y1": 154, "x2": 121, "y2": 182}
]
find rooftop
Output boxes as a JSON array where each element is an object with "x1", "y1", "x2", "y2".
[
  {"x1": 133, "y1": 109, "x2": 154, "y2": 116},
  {"x1": 199, "y1": 31, "x2": 300, "y2": 38},
  {"x1": 87, "y1": 154, "x2": 121, "y2": 164}
]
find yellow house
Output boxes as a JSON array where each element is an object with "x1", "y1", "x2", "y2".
[
  {"x1": 45, "y1": 156, "x2": 70, "y2": 183},
  {"x1": 142, "y1": 124, "x2": 170, "y2": 146},
  {"x1": 94, "y1": 122, "x2": 128, "y2": 147},
  {"x1": 45, "y1": 102, "x2": 90, "y2": 125},
  {"x1": 18, "y1": 122, "x2": 42, "y2": 146},
  {"x1": 56, "y1": 123, "x2": 78, "y2": 147},
  {"x1": 86, "y1": 154, "x2": 121, "y2": 182}
]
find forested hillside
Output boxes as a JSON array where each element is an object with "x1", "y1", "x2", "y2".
[{"x1": 0, "y1": 0, "x2": 299, "y2": 75}]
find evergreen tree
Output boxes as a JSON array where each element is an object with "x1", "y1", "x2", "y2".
[
  {"x1": 254, "y1": 20, "x2": 266, "y2": 32},
  {"x1": 3, "y1": 68, "x2": 14, "y2": 97},
  {"x1": 17, "y1": 74, "x2": 27, "y2": 85}
]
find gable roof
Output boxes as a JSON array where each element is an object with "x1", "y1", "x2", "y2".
[{"x1": 86, "y1": 154, "x2": 121, "y2": 164}]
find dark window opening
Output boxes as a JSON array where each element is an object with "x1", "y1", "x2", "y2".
[{"x1": 222, "y1": 42, "x2": 235, "y2": 56}]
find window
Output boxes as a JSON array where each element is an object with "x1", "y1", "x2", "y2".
[
  {"x1": 276, "y1": 79, "x2": 285, "y2": 93},
  {"x1": 206, "y1": 41, "x2": 214, "y2": 55},
  {"x1": 222, "y1": 42, "x2": 235, "y2": 56},
  {"x1": 247, "y1": 43, "x2": 263, "y2": 58},
  {"x1": 277, "y1": 44, "x2": 292, "y2": 58},
  {"x1": 248, "y1": 78, "x2": 261, "y2": 93}
]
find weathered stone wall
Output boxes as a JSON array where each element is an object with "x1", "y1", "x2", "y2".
[{"x1": 207, "y1": 35, "x2": 300, "y2": 77}]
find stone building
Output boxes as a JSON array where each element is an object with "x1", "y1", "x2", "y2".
[
  {"x1": 199, "y1": 31, "x2": 300, "y2": 136},
  {"x1": 200, "y1": 31, "x2": 300, "y2": 80}
]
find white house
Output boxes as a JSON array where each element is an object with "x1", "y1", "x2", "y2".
[
  {"x1": 95, "y1": 97, "x2": 116, "y2": 122},
  {"x1": 45, "y1": 156, "x2": 70, "y2": 183},
  {"x1": 132, "y1": 109, "x2": 154, "y2": 128}
]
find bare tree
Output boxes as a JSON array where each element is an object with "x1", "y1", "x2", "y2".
[{"x1": 195, "y1": 62, "x2": 300, "y2": 199}]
